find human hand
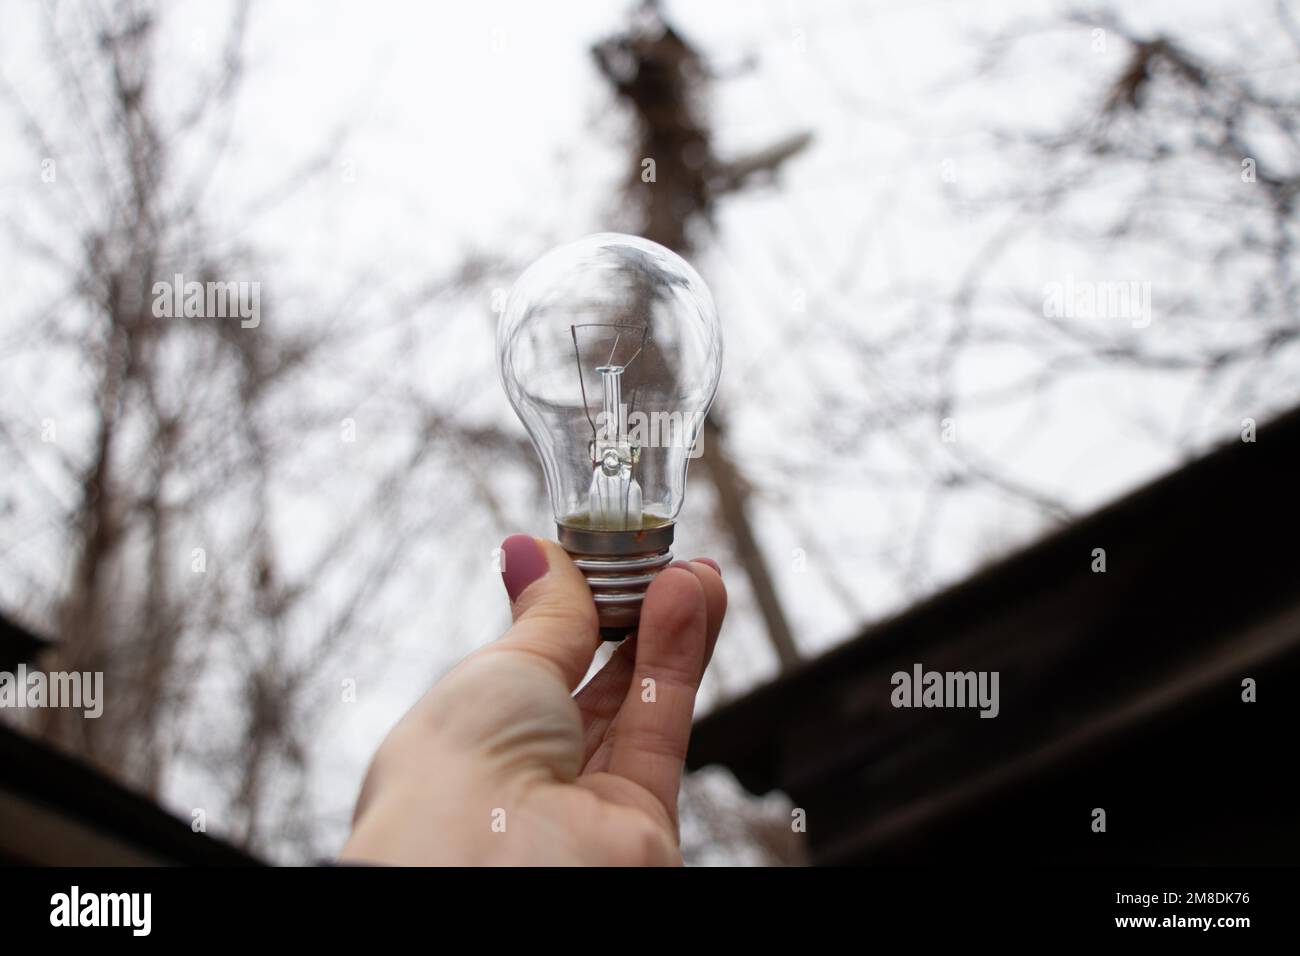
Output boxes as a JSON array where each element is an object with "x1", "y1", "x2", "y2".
[{"x1": 339, "y1": 534, "x2": 726, "y2": 865}]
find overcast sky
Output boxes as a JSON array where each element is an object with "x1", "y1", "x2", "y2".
[{"x1": 3, "y1": 0, "x2": 1295, "y2": 858}]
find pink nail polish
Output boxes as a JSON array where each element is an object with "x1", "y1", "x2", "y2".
[
  {"x1": 500, "y1": 535, "x2": 548, "y2": 603},
  {"x1": 692, "y1": 557, "x2": 721, "y2": 576}
]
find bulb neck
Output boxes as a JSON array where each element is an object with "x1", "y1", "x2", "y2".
[{"x1": 557, "y1": 522, "x2": 675, "y2": 641}]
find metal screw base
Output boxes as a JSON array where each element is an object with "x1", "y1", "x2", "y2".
[{"x1": 557, "y1": 522, "x2": 675, "y2": 641}]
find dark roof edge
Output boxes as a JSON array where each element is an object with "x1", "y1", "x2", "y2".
[
  {"x1": 688, "y1": 405, "x2": 1300, "y2": 775},
  {"x1": 0, "y1": 612, "x2": 54, "y2": 670},
  {"x1": 0, "y1": 721, "x2": 262, "y2": 865}
]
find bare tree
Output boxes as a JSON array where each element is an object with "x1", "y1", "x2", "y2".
[
  {"x1": 0, "y1": 0, "x2": 528, "y2": 857},
  {"x1": 593, "y1": 2, "x2": 811, "y2": 671}
]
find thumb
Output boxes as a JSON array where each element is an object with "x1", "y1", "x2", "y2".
[{"x1": 496, "y1": 534, "x2": 601, "y2": 690}]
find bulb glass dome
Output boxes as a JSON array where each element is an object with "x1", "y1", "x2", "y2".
[{"x1": 498, "y1": 233, "x2": 722, "y2": 531}]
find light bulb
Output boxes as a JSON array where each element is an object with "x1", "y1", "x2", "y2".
[{"x1": 498, "y1": 233, "x2": 723, "y2": 639}]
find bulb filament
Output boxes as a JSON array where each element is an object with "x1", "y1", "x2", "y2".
[{"x1": 571, "y1": 324, "x2": 648, "y2": 531}]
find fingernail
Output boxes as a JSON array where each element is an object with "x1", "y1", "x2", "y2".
[
  {"x1": 692, "y1": 557, "x2": 721, "y2": 576},
  {"x1": 501, "y1": 535, "x2": 548, "y2": 603}
]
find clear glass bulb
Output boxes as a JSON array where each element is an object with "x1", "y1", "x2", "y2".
[
  {"x1": 498, "y1": 232, "x2": 722, "y2": 532},
  {"x1": 497, "y1": 233, "x2": 723, "y2": 636}
]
